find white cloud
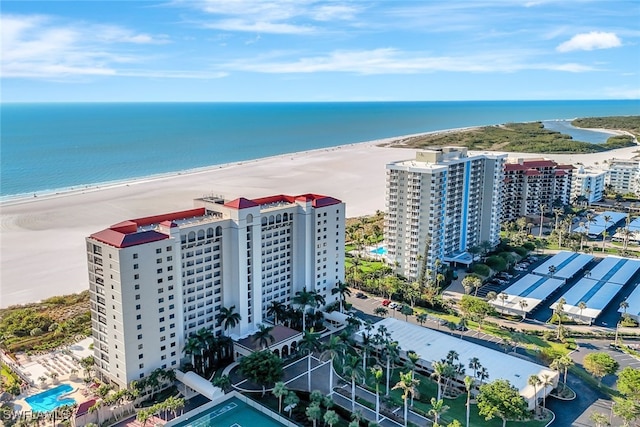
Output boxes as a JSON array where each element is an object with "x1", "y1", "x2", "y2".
[
  {"x1": 218, "y1": 48, "x2": 598, "y2": 74},
  {"x1": 0, "y1": 14, "x2": 194, "y2": 79},
  {"x1": 556, "y1": 31, "x2": 622, "y2": 52},
  {"x1": 185, "y1": 0, "x2": 360, "y2": 34}
]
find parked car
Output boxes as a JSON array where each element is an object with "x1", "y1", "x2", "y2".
[
  {"x1": 382, "y1": 299, "x2": 391, "y2": 306},
  {"x1": 389, "y1": 302, "x2": 398, "y2": 309},
  {"x1": 356, "y1": 292, "x2": 367, "y2": 299}
]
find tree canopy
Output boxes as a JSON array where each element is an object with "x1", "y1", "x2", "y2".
[
  {"x1": 238, "y1": 350, "x2": 283, "y2": 391},
  {"x1": 617, "y1": 366, "x2": 640, "y2": 400},
  {"x1": 583, "y1": 352, "x2": 619, "y2": 384},
  {"x1": 477, "y1": 379, "x2": 529, "y2": 427}
]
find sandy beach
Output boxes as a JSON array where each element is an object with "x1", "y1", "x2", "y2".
[{"x1": 1, "y1": 136, "x2": 638, "y2": 308}]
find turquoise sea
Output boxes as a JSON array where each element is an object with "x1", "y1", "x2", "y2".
[{"x1": 1, "y1": 100, "x2": 639, "y2": 198}]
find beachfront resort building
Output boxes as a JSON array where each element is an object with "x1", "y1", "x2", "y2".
[
  {"x1": 502, "y1": 158, "x2": 574, "y2": 222},
  {"x1": 571, "y1": 166, "x2": 607, "y2": 204},
  {"x1": 606, "y1": 159, "x2": 640, "y2": 197},
  {"x1": 86, "y1": 193, "x2": 345, "y2": 388},
  {"x1": 385, "y1": 147, "x2": 506, "y2": 279}
]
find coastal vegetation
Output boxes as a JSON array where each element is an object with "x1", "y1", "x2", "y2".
[
  {"x1": 387, "y1": 116, "x2": 639, "y2": 154},
  {"x1": 0, "y1": 291, "x2": 90, "y2": 354},
  {"x1": 572, "y1": 116, "x2": 640, "y2": 137}
]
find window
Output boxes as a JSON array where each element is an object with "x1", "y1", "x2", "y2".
[
  {"x1": 135, "y1": 294, "x2": 140, "y2": 300},
  {"x1": 133, "y1": 254, "x2": 138, "y2": 259},
  {"x1": 138, "y1": 334, "x2": 142, "y2": 339},
  {"x1": 136, "y1": 314, "x2": 141, "y2": 320},
  {"x1": 167, "y1": 256, "x2": 173, "y2": 261},
  {"x1": 157, "y1": 268, "x2": 163, "y2": 274},
  {"x1": 156, "y1": 258, "x2": 162, "y2": 264},
  {"x1": 166, "y1": 246, "x2": 172, "y2": 251},
  {"x1": 156, "y1": 248, "x2": 162, "y2": 254},
  {"x1": 137, "y1": 324, "x2": 142, "y2": 330},
  {"x1": 136, "y1": 304, "x2": 141, "y2": 310},
  {"x1": 158, "y1": 298, "x2": 164, "y2": 303},
  {"x1": 133, "y1": 264, "x2": 139, "y2": 270},
  {"x1": 134, "y1": 276, "x2": 139, "y2": 281},
  {"x1": 138, "y1": 344, "x2": 143, "y2": 350},
  {"x1": 158, "y1": 288, "x2": 164, "y2": 293}
]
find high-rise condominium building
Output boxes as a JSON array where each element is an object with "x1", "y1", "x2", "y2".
[
  {"x1": 607, "y1": 159, "x2": 640, "y2": 196},
  {"x1": 86, "y1": 194, "x2": 345, "y2": 388},
  {"x1": 572, "y1": 167, "x2": 607, "y2": 204},
  {"x1": 502, "y1": 159, "x2": 574, "y2": 222},
  {"x1": 385, "y1": 148, "x2": 506, "y2": 279}
]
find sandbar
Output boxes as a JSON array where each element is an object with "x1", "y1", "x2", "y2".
[{"x1": 1, "y1": 134, "x2": 638, "y2": 307}]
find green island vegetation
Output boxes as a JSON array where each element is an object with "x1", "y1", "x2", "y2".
[
  {"x1": 386, "y1": 116, "x2": 639, "y2": 154},
  {"x1": 0, "y1": 291, "x2": 90, "y2": 354}
]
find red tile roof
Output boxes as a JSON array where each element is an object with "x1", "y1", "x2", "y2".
[
  {"x1": 90, "y1": 208, "x2": 206, "y2": 248},
  {"x1": 224, "y1": 197, "x2": 260, "y2": 209},
  {"x1": 76, "y1": 399, "x2": 97, "y2": 417}
]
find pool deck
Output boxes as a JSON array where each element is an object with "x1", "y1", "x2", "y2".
[{"x1": 3, "y1": 337, "x2": 99, "y2": 416}]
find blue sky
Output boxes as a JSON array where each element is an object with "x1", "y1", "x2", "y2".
[{"x1": 2, "y1": 1, "x2": 639, "y2": 102}]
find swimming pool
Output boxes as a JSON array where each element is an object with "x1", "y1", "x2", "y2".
[
  {"x1": 171, "y1": 396, "x2": 286, "y2": 427},
  {"x1": 370, "y1": 246, "x2": 387, "y2": 255},
  {"x1": 25, "y1": 384, "x2": 76, "y2": 412}
]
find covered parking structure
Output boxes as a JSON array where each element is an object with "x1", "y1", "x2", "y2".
[
  {"x1": 551, "y1": 257, "x2": 640, "y2": 324},
  {"x1": 573, "y1": 211, "x2": 626, "y2": 238},
  {"x1": 532, "y1": 251, "x2": 593, "y2": 280},
  {"x1": 490, "y1": 274, "x2": 564, "y2": 318},
  {"x1": 355, "y1": 318, "x2": 559, "y2": 411},
  {"x1": 621, "y1": 284, "x2": 640, "y2": 322},
  {"x1": 613, "y1": 217, "x2": 640, "y2": 245}
]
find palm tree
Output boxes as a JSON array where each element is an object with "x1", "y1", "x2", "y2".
[
  {"x1": 371, "y1": 366, "x2": 383, "y2": 422},
  {"x1": 331, "y1": 281, "x2": 351, "y2": 313},
  {"x1": 393, "y1": 371, "x2": 420, "y2": 427},
  {"x1": 383, "y1": 340, "x2": 400, "y2": 396},
  {"x1": 183, "y1": 337, "x2": 201, "y2": 372},
  {"x1": 305, "y1": 402, "x2": 322, "y2": 427},
  {"x1": 518, "y1": 299, "x2": 529, "y2": 320},
  {"x1": 342, "y1": 354, "x2": 364, "y2": 412},
  {"x1": 272, "y1": 381, "x2": 288, "y2": 413},
  {"x1": 428, "y1": 398, "x2": 449, "y2": 425},
  {"x1": 293, "y1": 288, "x2": 315, "y2": 331},
  {"x1": 298, "y1": 328, "x2": 322, "y2": 391},
  {"x1": 550, "y1": 354, "x2": 574, "y2": 385},
  {"x1": 468, "y1": 357, "x2": 482, "y2": 378},
  {"x1": 528, "y1": 374, "x2": 541, "y2": 415},
  {"x1": 431, "y1": 360, "x2": 448, "y2": 401},
  {"x1": 220, "y1": 305, "x2": 241, "y2": 336},
  {"x1": 464, "y1": 376, "x2": 475, "y2": 427},
  {"x1": 498, "y1": 292, "x2": 509, "y2": 315},
  {"x1": 578, "y1": 301, "x2": 587, "y2": 323},
  {"x1": 416, "y1": 313, "x2": 428, "y2": 326},
  {"x1": 267, "y1": 301, "x2": 286, "y2": 325},
  {"x1": 538, "y1": 204, "x2": 546, "y2": 238},
  {"x1": 374, "y1": 307, "x2": 388, "y2": 317},
  {"x1": 540, "y1": 374, "x2": 553, "y2": 411},
  {"x1": 602, "y1": 214, "x2": 612, "y2": 252},
  {"x1": 548, "y1": 264, "x2": 557, "y2": 277},
  {"x1": 254, "y1": 324, "x2": 275, "y2": 350},
  {"x1": 321, "y1": 335, "x2": 346, "y2": 392},
  {"x1": 555, "y1": 297, "x2": 566, "y2": 340},
  {"x1": 620, "y1": 300, "x2": 629, "y2": 315},
  {"x1": 405, "y1": 351, "x2": 421, "y2": 406}
]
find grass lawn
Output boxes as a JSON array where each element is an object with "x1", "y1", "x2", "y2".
[{"x1": 361, "y1": 368, "x2": 550, "y2": 427}]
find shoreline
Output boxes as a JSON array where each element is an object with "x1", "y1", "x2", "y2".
[{"x1": 1, "y1": 125, "x2": 639, "y2": 308}]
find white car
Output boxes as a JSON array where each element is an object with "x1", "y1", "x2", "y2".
[{"x1": 389, "y1": 302, "x2": 398, "y2": 309}]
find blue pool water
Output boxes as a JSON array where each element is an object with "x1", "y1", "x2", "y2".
[
  {"x1": 171, "y1": 397, "x2": 285, "y2": 427},
  {"x1": 25, "y1": 384, "x2": 76, "y2": 412},
  {"x1": 370, "y1": 246, "x2": 388, "y2": 255}
]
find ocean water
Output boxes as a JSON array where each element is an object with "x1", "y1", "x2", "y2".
[
  {"x1": 541, "y1": 120, "x2": 614, "y2": 143},
  {"x1": 2, "y1": 100, "x2": 639, "y2": 198}
]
